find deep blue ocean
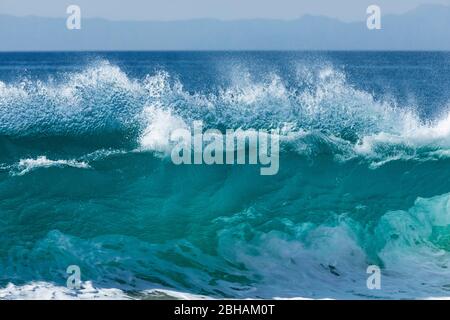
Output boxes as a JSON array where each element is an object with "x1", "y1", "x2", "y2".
[{"x1": 0, "y1": 51, "x2": 450, "y2": 299}]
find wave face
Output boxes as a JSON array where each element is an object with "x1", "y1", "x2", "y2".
[{"x1": 0, "y1": 51, "x2": 450, "y2": 299}]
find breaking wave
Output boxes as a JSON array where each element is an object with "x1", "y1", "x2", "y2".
[{"x1": 0, "y1": 59, "x2": 449, "y2": 299}]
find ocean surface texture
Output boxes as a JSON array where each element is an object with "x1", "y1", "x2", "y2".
[{"x1": 0, "y1": 52, "x2": 449, "y2": 299}]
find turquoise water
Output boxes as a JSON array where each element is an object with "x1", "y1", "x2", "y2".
[{"x1": 0, "y1": 52, "x2": 450, "y2": 299}]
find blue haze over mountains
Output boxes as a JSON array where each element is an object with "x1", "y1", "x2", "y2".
[{"x1": 0, "y1": 4, "x2": 449, "y2": 51}]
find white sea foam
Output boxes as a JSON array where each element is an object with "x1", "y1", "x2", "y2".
[
  {"x1": 0, "y1": 282, "x2": 212, "y2": 300},
  {"x1": 1, "y1": 281, "x2": 447, "y2": 300},
  {"x1": 0, "y1": 282, "x2": 127, "y2": 300},
  {"x1": 13, "y1": 156, "x2": 90, "y2": 176},
  {"x1": 138, "y1": 104, "x2": 188, "y2": 153}
]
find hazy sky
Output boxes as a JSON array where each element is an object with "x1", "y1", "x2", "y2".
[{"x1": 0, "y1": 0, "x2": 449, "y2": 21}]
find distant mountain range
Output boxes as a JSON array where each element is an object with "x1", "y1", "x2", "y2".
[{"x1": 1, "y1": 4, "x2": 449, "y2": 51}]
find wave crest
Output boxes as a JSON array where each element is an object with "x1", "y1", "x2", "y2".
[{"x1": 1, "y1": 60, "x2": 450, "y2": 166}]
